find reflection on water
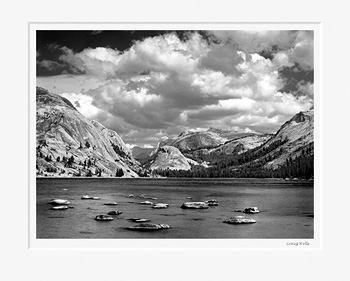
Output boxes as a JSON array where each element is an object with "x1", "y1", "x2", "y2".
[{"x1": 36, "y1": 178, "x2": 314, "y2": 239}]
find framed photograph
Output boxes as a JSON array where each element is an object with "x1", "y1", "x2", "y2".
[
  {"x1": 30, "y1": 22, "x2": 320, "y2": 249},
  {"x1": 3, "y1": 0, "x2": 350, "y2": 280}
]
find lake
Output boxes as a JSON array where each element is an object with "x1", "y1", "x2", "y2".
[{"x1": 36, "y1": 178, "x2": 314, "y2": 239}]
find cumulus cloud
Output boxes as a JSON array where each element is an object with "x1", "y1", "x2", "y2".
[
  {"x1": 37, "y1": 30, "x2": 314, "y2": 145},
  {"x1": 60, "y1": 92, "x2": 100, "y2": 118}
]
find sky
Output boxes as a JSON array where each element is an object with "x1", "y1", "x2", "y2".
[{"x1": 36, "y1": 30, "x2": 314, "y2": 148}]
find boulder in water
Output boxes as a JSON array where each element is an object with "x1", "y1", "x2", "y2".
[
  {"x1": 128, "y1": 218, "x2": 151, "y2": 222},
  {"x1": 94, "y1": 215, "x2": 114, "y2": 221},
  {"x1": 181, "y1": 202, "x2": 209, "y2": 209},
  {"x1": 158, "y1": 224, "x2": 170, "y2": 229},
  {"x1": 223, "y1": 216, "x2": 256, "y2": 224},
  {"x1": 81, "y1": 195, "x2": 101, "y2": 200},
  {"x1": 49, "y1": 199, "x2": 71, "y2": 205},
  {"x1": 107, "y1": 211, "x2": 122, "y2": 215},
  {"x1": 205, "y1": 199, "x2": 218, "y2": 206},
  {"x1": 51, "y1": 205, "x2": 69, "y2": 210},
  {"x1": 139, "y1": 201, "x2": 153, "y2": 205},
  {"x1": 152, "y1": 203, "x2": 169, "y2": 209},
  {"x1": 126, "y1": 223, "x2": 170, "y2": 231},
  {"x1": 243, "y1": 207, "x2": 259, "y2": 214},
  {"x1": 81, "y1": 195, "x2": 93, "y2": 200}
]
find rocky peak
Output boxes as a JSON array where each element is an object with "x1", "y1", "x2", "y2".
[
  {"x1": 36, "y1": 87, "x2": 141, "y2": 177},
  {"x1": 36, "y1": 86, "x2": 77, "y2": 111},
  {"x1": 291, "y1": 111, "x2": 311, "y2": 123}
]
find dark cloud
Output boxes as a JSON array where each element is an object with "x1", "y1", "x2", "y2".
[
  {"x1": 279, "y1": 64, "x2": 314, "y2": 95},
  {"x1": 200, "y1": 44, "x2": 243, "y2": 76}
]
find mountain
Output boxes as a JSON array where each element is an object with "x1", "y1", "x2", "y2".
[
  {"x1": 157, "y1": 129, "x2": 256, "y2": 153},
  {"x1": 150, "y1": 109, "x2": 314, "y2": 178},
  {"x1": 36, "y1": 87, "x2": 142, "y2": 177},
  {"x1": 148, "y1": 128, "x2": 269, "y2": 171},
  {"x1": 149, "y1": 146, "x2": 197, "y2": 171},
  {"x1": 206, "y1": 134, "x2": 272, "y2": 156},
  {"x1": 256, "y1": 109, "x2": 314, "y2": 169},
  {"x1": 131, "y1": 146, "x2": 154, "y2": 164}
]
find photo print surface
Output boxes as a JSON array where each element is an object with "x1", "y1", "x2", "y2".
[{"x1": 35, "y1": 29, "x2": 314, "y2": 239}]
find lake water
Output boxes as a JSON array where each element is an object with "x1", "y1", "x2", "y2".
[{"x1": 36, "y1": 178, "x2": 314, "y2": 239}]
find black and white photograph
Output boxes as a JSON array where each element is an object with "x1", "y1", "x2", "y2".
[
  {"x1": 34, "y1": 28, "x2": 315, "y2": 240},
  {"x1": 4, "y1": 0, "x2": 350, "y2": 280}
]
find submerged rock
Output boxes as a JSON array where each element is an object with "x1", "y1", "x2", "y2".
[
  {"x1": 152, "y1": 203, "x2": 169, "y2": 209},
  {"x1": 181, "y1": 202, "x2": 209, "y2": 209},
  {"x1": 126, "y1": 223, "x2": 170, "y2": 231},
  {"x1": 205, "y1": 199, "x2": 218, "y2": 206},
  {"x1": 104, "y1": 202, "x2": 118, "y2": 206},
  {"x1": 49, "y1": 199, "x2": 71, "y2": 205},
  {"x1": 81, "y1": 195, "x2": 100, "y2": 200},
  {"x1": 128, "y1": 218, "x2": 151, "y2": 222},
  {"x1": 107, "y1": 211, "x2": 123, "y2": 215},
  {"x1": 223, "y1": 216, "x2": 256, "y2": 224},
  {"x1": 139, "y1": 201, "x2": 153, "y2": 205},
  {"x1": 243, "y1": 207, "x2": 260, "y2": 214},
  {"x1": 94, "y1": 215, "x2": 114, "y2": 221},
  {"x1": 158, "y1": 224, "x2": 170, "y2": 229},
  {"x1": 51, "y1": 205, "x2": 69, "y2": 210}
]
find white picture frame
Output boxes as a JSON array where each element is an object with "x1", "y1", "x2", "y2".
[
  {"x1": 1, "y1": 0, "x2": 349, "y2": 280},
  {"x1": 29, "y1": 22, "x2": 321, "y2": 250}
]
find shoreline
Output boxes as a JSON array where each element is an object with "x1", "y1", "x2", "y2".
[{"x1": 36, "y1": 176, "x2": 313, "y2": 182}]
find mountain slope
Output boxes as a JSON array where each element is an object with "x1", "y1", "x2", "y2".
[
  {"x1": 149, "y1": 146, "x2": 195, "y2": 171},
  {"x1": 207, "y1": 134, "x2": 272, "y2": 156},
  {"x1": 148, "y1": 128, "x2": 270, "y2": 170},
  {"x1": 255, "y1": 109, "x2": 314, "y2": 169},
  {"x1": 150, "y1": 109, "x2": 314, "y2": 178},
  {"x1": 36, "y1": 87, "x2": 141, "y2": 177},
  {"x1": 158, "y1": 129, "x2": 255, "y2": 153}
]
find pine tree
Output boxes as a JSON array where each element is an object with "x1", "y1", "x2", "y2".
[{"x1": 115, "y1": 168, "x2": 124, "y2": 177}]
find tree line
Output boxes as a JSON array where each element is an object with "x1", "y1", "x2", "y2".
[{"x1": 152, "y1": 146, "x2": 314, "y2": 179}]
